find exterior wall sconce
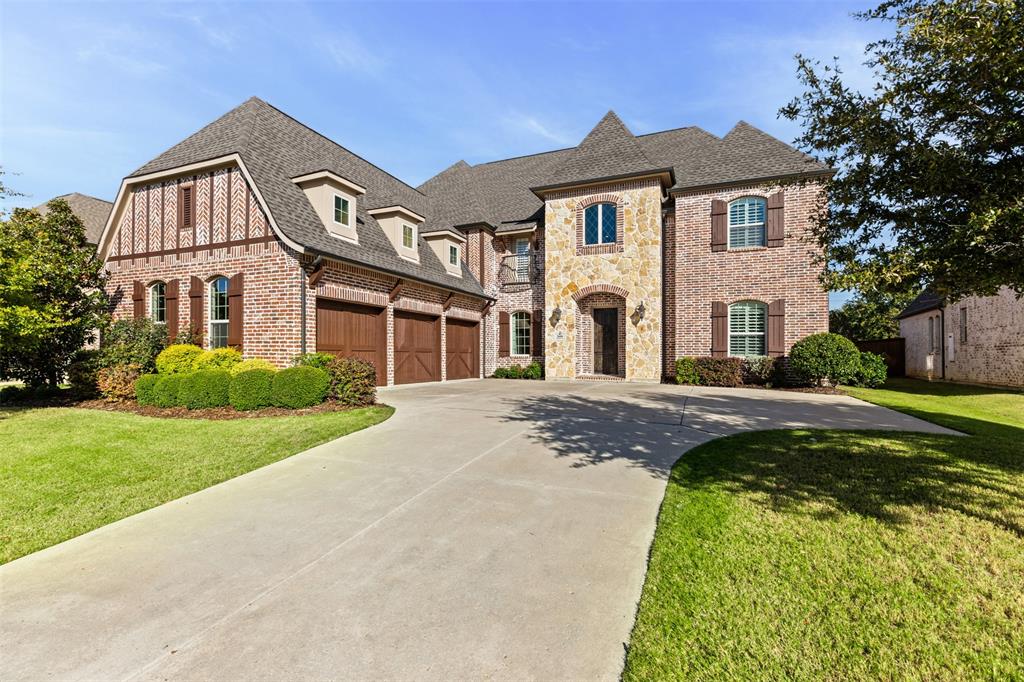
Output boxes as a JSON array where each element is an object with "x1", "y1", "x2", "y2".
[
  {"x1": 550, "y1": 306, "x2": 562, "y2": 326},
  {"x1": 635, "y1": 302, "x2": 645, "y2": 318}
]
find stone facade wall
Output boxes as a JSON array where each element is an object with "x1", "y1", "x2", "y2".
[
  {"x1": 543, "y1": 178, "x2": 663, "y2": 382},
  {"x1": 669, "y1": 181, "x2": 828, "y2": 371},
  {"x1": 902, "y1": 288, "x2": 1024, "y2": 388}
]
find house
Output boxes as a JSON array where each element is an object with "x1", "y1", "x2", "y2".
[
  {"x1": 35, "y1": 193, "x2": 112, "y2": 245},
  {"x1": 97, "y1": 97, "x2": 830, "y2": 385},
  {"x1": 899, "y1": 287, "x2": 1024, "y2": 388}
]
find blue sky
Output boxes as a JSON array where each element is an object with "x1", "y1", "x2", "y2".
[{"x1": 2, "y1": 1, "x2": 881, "y2": 307}]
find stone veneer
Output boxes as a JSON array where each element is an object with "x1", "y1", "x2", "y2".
[{"x1": 543, "y1": 178, "x2": 663, "y2": 382}]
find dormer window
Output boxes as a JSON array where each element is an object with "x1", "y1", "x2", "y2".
[
  {"x1": 334, "y1": 195, "x2": 350, "y2": 226},
  {"x1": 403, "y1": 224, "x2": 415, "y2": 249},
  {"x1": 449, "y1": 244, "x2": 459, "y2": 266}
]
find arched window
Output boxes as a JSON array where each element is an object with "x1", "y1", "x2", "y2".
[
  {"x1": 728, "y1": 197, "x2": 766, "y2": 248},
  {"x1": 584, "y1": 202, "x2": 616, "y2": 246},
  {"x1": 729, "y1": 301, "x2": 766, "y2": 357},
  {"x1": 148, "y1": 282, "x2": 166, "y2": 324},
  {"x1": 511, "y1": 311, "x2": 531, "y2": 356},
  {"x1": 208, "y1": 277, "x2": 229, "y2": 349}
]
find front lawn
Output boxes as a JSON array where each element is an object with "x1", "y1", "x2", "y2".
[
  {"x1": 0, "y1": 405, "x2": 393, "y2": 564},
  {"x1": 624, "y1": 380, "x2": 1023, "y2": 680}
]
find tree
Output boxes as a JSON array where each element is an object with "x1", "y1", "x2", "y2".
[
  {"x1": 0, "y1": 198, "x2": 108, "y2": 386},
  {"x1": 829, "y1": 289, "x2": 915, "y2": 341},
  {"x1": 781, "y1": 0, "x2": 1024, "y2": 302}
]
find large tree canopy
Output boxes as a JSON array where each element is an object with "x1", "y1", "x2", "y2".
[
  {"x1": 0, "y1": 198, "x2": 108, "y2": 386},
  {"x1": 829, "y1": 289, "x2": 915, "y2": 341},
  {"x1": 782, "y1": 0, "x2": 1024, "y2": 301}
]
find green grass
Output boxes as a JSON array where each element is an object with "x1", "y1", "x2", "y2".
[
  {"x1": 624, "y1": 380, "x2": 1023, "y2": 681},
  {"x1": 0, "y1": 405, "x2": 393, "y2": 564}
]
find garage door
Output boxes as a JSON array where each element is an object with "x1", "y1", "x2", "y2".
[
  {"x1": 393, "y1": 311, "x2": 440, "y2": 385},
  {"x1": 316, "y1": 299, "x2": 386, "y2": 386},
  {"x1": 445, "y1": 319, "x2": 479, "y2": 381}
]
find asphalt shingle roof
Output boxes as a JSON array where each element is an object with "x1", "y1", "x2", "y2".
[
  {"x1": 36, "y1": 193, "x2": 112, "y2": 244},
  {"x1": 898, "y1": 290, "x2": 944, "y2": 319}
]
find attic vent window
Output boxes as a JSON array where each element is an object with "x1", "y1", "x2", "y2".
[
  {"x1": 178, "y1": 185, "x2": 195, "y2": 229},
  {"x1": 334, "y1": 195, "x2": 350, "y2": 226}
]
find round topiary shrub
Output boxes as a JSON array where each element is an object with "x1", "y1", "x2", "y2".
[
  {"x1": 135, "y1": 374, "x2": 161, "y2": 406},
  {"x1": 229, "y1": 368, "x2": 276, "y2": 411},
  {"x1": 272, "y1": 366, "x2": 330, "y2": 409},
  {"x1": 230, "y1": 357, "x2": 277, "y2": 375},
  {"x1": 854, "y1": 351, "x2": 888, "y2": 388},
  {"x1": 325, "y1": 357, "x2": 376, "y2": 406},
  {"x1": 788, "y1": 333, "x2": 861, "y2": 386},
  {"x1": 195, "y1": 347, "x2": 243, "y2": 371},
  {"x1": 675, "y1": 357, "x2": 699, "y2": 385},
  {"x1": 178, "y1": 369, "x2": 231, "y2": 409},
  {"x1": 156, "y1": 344, "x2": 204, "y2": 375},
  {"x1": 153, "y1": 374, "x2": 185, "y2": 408}
]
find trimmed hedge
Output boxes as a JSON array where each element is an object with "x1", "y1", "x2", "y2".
[
  {"x1": 229, "y1": 369, "x2": 275, "y2": 411},
  {"x1": 97, "y1": 364, "x2": 141, "y2": 402},
  {"x1": 156, "y1": 344, "x2": 204, "y2": 375},
  {"x1": 292, "y1": 352, "x2": 335, "y2": 371},
  {"x1": 135, "y1": 374, "x2": 161, "y2": 406},
  {"x1": 178, "y1": 369, "x2": 231, "y2": 409},
  {"x1": 230, "y1": 358, "x2": 276, "y2": 375},
  {"x1": 789, "y1": 333, "x2": 861, "y2": 386},
  {"x1": 325, "y1": 357, "x2": 376, "y2": 406},
  {"x1": 675, "y1": 358, "x2": 699, "y2": 385},
  {"x1": 272, "y1": 366, "x2": 330, "y2": 408},
  {"x1": 695, "y1": 357, "x2": 743, "y2": 387},
  {"x1": 854, "y1": 351, "x2": 888, "y2": 388},
  {"x1": 493, "y1": 362, "x2": 543, "y2": 380},
  {"x1": 742, "y1": 356, "x2": 776, "y2": 385},
  {"x1": 195, "y1": 347, "x2": 242, "y2": 371},
  {"x1": 153, "y1": 374, "x2": 184, "y2": 408}
]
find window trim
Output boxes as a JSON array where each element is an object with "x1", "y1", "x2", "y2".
[
  {"x1": 402, "y1": 223, "x2": 416, "y2": 249},
  {"x1": 583, "y1": 202, "x2": 617, "y2": 246},
  {"x1": 510, "y1": 310, "x2": 532, "y2": 357},
  {"x1": 727, "y1": 300, "x2": 767, "y2": 358},
  {"x1": 208, "y1": 276, "x2": 230, "y2": 350},
  {"x1": 727, "y1": 196, "x2": 767, "y2": 249},
  {"x1": 333, "y1": 194, "x2": 351, "y2": 227},
  {"x1": 148, "y1": 281, "x2": 166, "y2": 324}
]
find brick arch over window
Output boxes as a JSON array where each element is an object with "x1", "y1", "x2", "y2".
[
  {"x1": 575, "y1": 193, "x2": 625, "y2": 255},
  {"x1": 572, "y1": 283, "x2": 629, "y2": 302}
]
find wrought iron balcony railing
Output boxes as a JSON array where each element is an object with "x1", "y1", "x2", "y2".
[{"x1": 498, "y1": 253, "x2": 539, "y2": 286}]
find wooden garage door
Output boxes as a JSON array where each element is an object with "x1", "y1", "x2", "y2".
[
  {"x1": 445, "y1": 319, "x2": 479, "y2": 381},
  {"x1": 394, "y1": 311, "x2": 440, "y2": 385},
  {"x1": 316, "y1": 299, "x2": 386, "y2": 386}
]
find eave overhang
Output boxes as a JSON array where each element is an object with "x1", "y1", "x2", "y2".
[{"x1": 530, "y1": 167, "x2": 676, "y2": 198}]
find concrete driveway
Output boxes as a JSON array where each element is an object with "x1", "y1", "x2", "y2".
[{"x1": 0, "y1": 380, "x2": 955, "y2": 681}]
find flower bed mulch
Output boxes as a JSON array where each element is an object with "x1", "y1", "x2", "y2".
[{"x1": 75, "y1": 399, "x2": 376, "y2": 420}]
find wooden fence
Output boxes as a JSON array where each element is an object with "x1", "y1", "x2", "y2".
[{"x1": 855, "y1": 338, "x2": 906, "y2": 377}]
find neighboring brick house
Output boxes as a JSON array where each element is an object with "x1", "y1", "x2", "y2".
[
  {"x1": 899, "y1": 288, "x2": 1024, "y2": 388},
  {"x1": 98, "y1": 97, "x2": 829, "y2": 385}
]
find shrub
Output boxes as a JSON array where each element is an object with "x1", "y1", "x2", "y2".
[
  {"x1": 156, "y1": 344, "x2": 204, "y2": 375},
  {"x1": 789, "y1": 333, "x2": 861, "y2": 386},
  {"x1": 272, "y1": 366, "x2": 330, "y2": 408},
  {"x1": 153, "y1": 374, "x2": 184, "y2": 408},
  {"x1": 195, "y1": 347, "x2": 242, "y2": 371},
  {"x1": 522, "y1": 361, "x2": 544, "y2": 380},
  {"x1": 229, "y1": 369, "x2": 275, "y2": 411},
  {"x1": 230, "y1": 358, "x2": 277, "y2": 375},
  {"x1": 742, "y1": 356, "x2": 776, "y2": 386},
  {"x1": 694, "y1": 357, "x2": 743, "y2": 387},
  {"x1": 172, "y1": 327, "x2": 202, "y2": 346},
  {"x1": 178, "y1": 369, "x2": 231, "y2": 409},
  {"x1": 493, "y1": 367, "x2": 509, "y2": 379},
  {"x1": 853, "y1": 351, "x2": 888, "y2": 388},
  {"x1": 135, "y1": 374, "x2": 161, "y2": 406},
  {"x1": 292, "y1": 352, "x2": 335, "y2": 371},
  {"x1": 506, "y1": 365, "x2": 524, "y2": 379},
  {"x1": 325, "y1": 357, "x2": 377, "y2": 406},
  {"x1": 96, "y1": 364, "x2": 141, "y2": 402},
  {"x1": 67, "y1": 349, "x2": 101, "y2": 398},
  {"x1": 675, "y1": 357, "x2": 699, "y2": 385},
  {"x1": 0, "y1": 385, "x2": 26, "y2": 404},
  {"x1": 99, "y1": 318, "x2": 168, "y2": 373}
]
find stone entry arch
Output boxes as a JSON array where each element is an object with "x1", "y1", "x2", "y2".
[{"x1": 574, "y1": 288, "x2": 627, "y2": 378}]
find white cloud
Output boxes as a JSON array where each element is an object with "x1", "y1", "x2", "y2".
[
  {"x1": 321, "y1": 34, "x2": 384, "y2": 75},
  {"x1": 75, "y1": 26, "x2": 167, "y2": 76},
  {"x1": 501, "y1": 112, "x2": 573, "y2": 146},
  {"x1": 164, "y1": 9, "x2": 237, "y2": 49}
]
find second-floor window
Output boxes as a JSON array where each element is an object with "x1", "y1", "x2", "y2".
[
  {"x1": 403, "y1": 224, "x2": 415, "y2": 249},
  {"x1": 149, "y1": 282, "x2": 166, "y2": 324},
  {"x1": 334, "y1": 195, "x2": 350, "y2": 226},
  {"x1": 449, "y1": 244, "x2": 459, "y2": 266},
  {"x1": 728, "y1": 197, "x2": 767, "y2": 248},
  {"x1": 584, "y1": 203, "x2": 616, "y2": 246},
  {"x1": 209, "y1": 276, "x2": 229, "y2": 349}
]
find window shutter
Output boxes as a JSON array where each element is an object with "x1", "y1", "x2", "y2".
[
  {"x1": 711, "y1": 301, "x2": 727, "y2": 357},
  {"x1": 132, "y1": 281, "x2": 145, "y2": 319},
  {"x1": 531, "y1": 309, "x2": 543, "y2": 356},
  {"x1": 189, "y1": 276, "x2": 204, "y2": 343},
  {"x1": 227, "y1": 273, "x2": 244, "y2": 351},
  {"x1": 165, "y1": 279, "x2": 179, "y2": 340},
  {"x1": 178, "y1": 185, "x2": 194, "y2": 228},
  {"x1": 768, "y1": 299, "x2": 785, "y2": 357},
  {"x1": 766, "y1": 191, "x2": 785, "y2": 247},
  {"x1": 498, "y1": 311, "x2": 510, "y2": 358},
  {"x1": 711, "y1": 200, "x2": 727, "y2": 252}
]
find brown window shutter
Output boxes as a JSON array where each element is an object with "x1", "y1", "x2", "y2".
[
  {"x1": 132, "y1": 281, "x2": 145, "y2": 319},
  {"x1": 767, "y1": 191, "x2": 785, "y2": 247},
  {"x1": 227, "y1": 273, "x2": 244, "y2": 351},
  {"x1": 711, "y1": 199, "x2": 727, "y2": 252},
  {"x1": 531, "y1": 309, "x2": 543, "y2": 356},
  {"x1": 189, "y1": 275, "x2": 204, "y2": 343},
  {"x1": 768, "y1": 299, "x2": 786, "y2": 357},
  {"x1": 711, "y1": 301, "x2": 728, "y2": 357},
  {"x1": 178, "y1": 185, "x2": 194, "y2": 229},
  {"x1": 498, "y1": 311, "x2": 510, "y2": 358},
  {"x1": 165, "y1": 279, "x2": 179, "y2": 340}
]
